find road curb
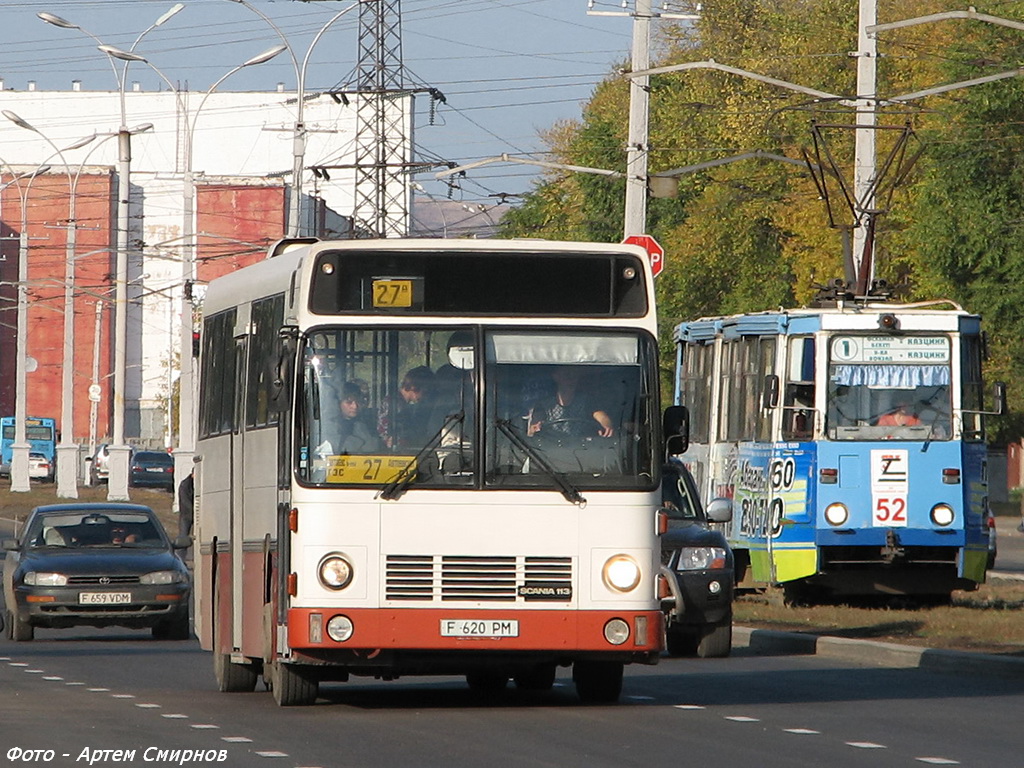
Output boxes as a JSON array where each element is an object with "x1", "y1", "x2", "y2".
[{"x1": 734, "y1": 626, "x2": 1024, "y2": 679}]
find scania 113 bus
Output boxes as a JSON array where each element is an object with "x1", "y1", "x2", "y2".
[{"x1": 194, "y1": 238, "x2": 681, "y2": 705}]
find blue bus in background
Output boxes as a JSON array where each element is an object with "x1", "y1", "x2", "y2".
[
  {"x1": 673, "y1": 298, "x2": 1004, "y2": 604},
  {"x1": 1, "y1": 416, "x2": 57, "y2": 481}
]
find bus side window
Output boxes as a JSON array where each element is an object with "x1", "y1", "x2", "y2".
[{"x1": 783, "y1": 383, "x2": 814, "y2": 439}]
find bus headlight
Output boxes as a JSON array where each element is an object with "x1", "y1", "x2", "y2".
[
  {"x1": 824, "y1": 503, "x2": 849, "y2": 526},
  {"x1": 603, "y1": 618, "x2": 630, "y2": 645},
  {"x1": 603, "y1": 555, "x2": 641, "y2": 592},
  {"x1": 318, "y1": 554, "x2": 354, "y2": 590},
  {"x1": 327, "y1": 615, "x2": 354, "y2": 642},
  {"x1": 930, "y1": 504, "x2": 955, "y2": 527}
]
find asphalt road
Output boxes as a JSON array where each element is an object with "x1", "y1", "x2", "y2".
[{"x1": 1, "y1": 626, "x2": 1022, "y2": 768}]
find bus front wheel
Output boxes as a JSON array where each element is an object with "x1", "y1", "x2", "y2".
[
  {"x1": 573, "y1": 660, "x2": 623, "y2": 704},
  {"x1": 269, "y1": 660, "x2": 318, "y2": 706}
]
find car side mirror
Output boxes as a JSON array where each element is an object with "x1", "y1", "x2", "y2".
[
  {"x1": 173, "y1": 535, "x2": 193, "y2": 550},
  {"x1": 2, "y1": 538, "x2": 20, "y2": 551},
  {"x1": 762, "y1": 374, "x2": 780, "y2": 409},
  {"x1": 706, "y1": 498, "x2": 733, "y2": 523}
]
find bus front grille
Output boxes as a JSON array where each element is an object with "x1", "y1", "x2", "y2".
[{"x1": 385, "y1": 555, "x2": 572, "y2": 602}]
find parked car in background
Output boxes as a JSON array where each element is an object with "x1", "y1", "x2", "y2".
[
  {"x1": 27, "y1": 453, "x2": 53, "y2": 482},
  {"x1": 2, "y1": 503, "x2": 191, "y2": 641},
  {"x1": 129, "y1": 451, "x2": 175, "y2": 491},
  {"x1": 89, "y1": 443, "x2": 111, "y2": 484},
  {"x1": 660, "y1": 461, "x2": 735, "y2": 658}
]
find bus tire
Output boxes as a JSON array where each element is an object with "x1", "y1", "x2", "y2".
[
  {"x1": 212, "y1": 590, "x2": 258, "y2": 692},
  {"x1": 7, "y1": 610, "x2": 33, "y2": 642},
  {"x1": 513, "y1": 664, "x2": 556, "y2": 691},
  {"x1": 270, "y1": 660, "x2": 318, "y2": 707},
  {"x1": 695, "y1": 613, "x2": 732, "y2": 659},
  {"x1": 573, "y1": 660, "x2": 623, "y2": 704}
]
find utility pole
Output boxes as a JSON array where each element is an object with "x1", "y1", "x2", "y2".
[{"x1": 852, "y1": 0, "x2": 878, "y2": 292}]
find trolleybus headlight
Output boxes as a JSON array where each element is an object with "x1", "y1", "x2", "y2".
[
  {"x1": 824, "y1": 503, "x2": 849, "y2": 527},
  {"x1": 603, "y1": 618, "x2": 630, "y2": 645},
  {"x1": 930, "y1": 504, "x2": 955, "y2": 527},
  {"x1": 318, "y1": 554, "x2": 354, "y2": 590},
  {"x1": 603, "y1": 555, "x2": 641, "y2": 592},
  {"x1": 326, "y1": 615, "x2": 354, "y2": 642}
]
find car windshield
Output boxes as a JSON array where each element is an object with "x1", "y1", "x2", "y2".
[
  {"x1": 26, "y1": 511, "x2": 167, "y2": 549},
  {"x1": 297, "y1": 327, "x2": 659, "y2": 493}
]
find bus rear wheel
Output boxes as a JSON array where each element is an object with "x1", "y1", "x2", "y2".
[
  {"x1": 573, "y1": 660, "x2": 623, "y2": 704},
  {"x1": 269, "y1": 660, "x2": 318, "y2": 707}
]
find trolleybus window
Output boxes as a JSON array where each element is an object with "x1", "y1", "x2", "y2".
[{"x1": 827, "y1": 334, "x2": 952, "y2": 440}]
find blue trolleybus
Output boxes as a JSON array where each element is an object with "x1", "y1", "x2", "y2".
[
  {"x1": 673, "y1": 298, "x2": 1004, "y2": 603},
  {"x1": 0, "y1": 416, "x2": 57, "y2": 480}
]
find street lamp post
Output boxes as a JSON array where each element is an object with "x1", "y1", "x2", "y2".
[
  {"x1": 97, "y1": 43, "x2": 285, "y2": 501},
  {"x1": 39, "y1": 3, "x2": 183, "y2": 501},
  {"x1": 0, "y1": 162, "x2": 51, "y2": 492},
  {"x1": 227, "y1": 0, "x2": 358, "y2": 236}
]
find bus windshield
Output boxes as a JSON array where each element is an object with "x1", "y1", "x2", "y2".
[
  {"x1": 826, "y1": 334, "x2": 952, "y2": 440},
  {"x1": 297, "y1": 327, "x2": 658, "y2": 492}
]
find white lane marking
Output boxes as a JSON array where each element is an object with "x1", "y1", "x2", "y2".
[
  {"x1": 784, "y1": 729, "x2": 821, "y2": 735},
  {"x1": 8, "y1": 662, "x2": 28, "y2": 667},
  {"x1": 136, "y1": 703, "x2": 161, "y2": 709},
  {"x1": 65, "y1": 682, "x2": 85, "y2": 686},
  {"x1": 255, "y1": 752, "x2": 289, "y2": 758},
  {"x1": 191, "y1": 724, "x2": 220, "y2": 730},
  {"x1": 87, "y1": 687, "x2": 110, "y2": 692},
  {"x1": 222, "y1": 737, "x2": 253, "y2": 743},
  {"x1": 916, "y1": 759, "x2": 960, "y2": 765},
  {"x1": 43, "y1": 676, "x2": 63, "y2": 681},
  {"x1": 162, "y1": 714, "x2": 189, "y2": 719},
  {"x1": 0, "y1": 657, "x2": 10, "y2": 661},
  {"x1": 112, "y1": 694, "x2": 136, "y2": 699},
  {"x1": 675, "y1": 704, "x2": 705, "y2": 710},
  {"x1": 847, "y1": 742, "x2": 887, "y2": 749},
  {"x1": 725, "y1": 716, "x2": 761, "y2": 722},
  {"x1": 25, "y1": 669, "x2": 44, "y2": 673}
]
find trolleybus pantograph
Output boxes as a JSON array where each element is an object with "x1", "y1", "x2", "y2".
[
  {"x1": 673, "y1": 297, "x2": 1005, "y2": 604},
  {"x1": 194, "y1": 237, "x2": 683, "y2": 705}
]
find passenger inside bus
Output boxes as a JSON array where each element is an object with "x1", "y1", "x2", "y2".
[
  {"x1": 320, "y1": 381, "x2": 383, "y2": 455},
  {"x1": 378, "y1": 366, "x2": 436, "y2": 450}
]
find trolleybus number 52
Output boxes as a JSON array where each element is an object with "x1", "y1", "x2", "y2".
[{"x1": 873, "y1": 495, "x2": 908, "y2": 526}]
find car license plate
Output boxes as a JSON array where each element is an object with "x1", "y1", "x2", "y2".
[
  {"x1": 147, "y1": 467, "x2": 165, "y2": 472},
  {"x1": 440, "y1": 619, "x2": 518, "y2": 638},
  {"x1": 79, "y1": 592, "x2": 132, "y2": 605}
]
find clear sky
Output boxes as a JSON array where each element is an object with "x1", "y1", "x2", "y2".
[{"x1": 0, "y1": 0, "x2": 659, "y2": 207}]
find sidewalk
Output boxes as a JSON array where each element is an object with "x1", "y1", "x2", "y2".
[{"x1": 734, "y1": 626, "x2": 1024, "y2": 679}]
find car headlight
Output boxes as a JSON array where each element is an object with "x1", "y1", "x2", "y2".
[
  {"x1": 602, "y1": 554, "x2": 641, "y2": 592},
  {"x1": 675, "y1": 547, "x2": 728, "y2": 571},
  {"x1": 23, "y1": 572, "x2": 67, "y2": 586},
  {"x1": 931, "y1": 504, "x2": 955, "y2": 527},
  {"x1": 318, "y1": 554, "x2": 354, "y2": 590},
  {"x1": 824, "y1": 502, "x2": 849, "y2": 526},
  {"x1": 140, "y1": 570, "x2": 186, "y2": 585}
]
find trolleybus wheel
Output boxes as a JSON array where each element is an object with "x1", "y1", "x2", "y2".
[
  {"x1": 572, "y1": 660, "x2": 623, "y2": 704},
  {"x1": 269, "y1": 660, "x2": 318, "y2": 707}
]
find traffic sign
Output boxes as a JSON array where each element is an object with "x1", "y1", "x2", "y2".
[
  {"x1": 88, "y1": 384, "x2": 102, "y2": 403},
  {"x1": 623, "y1": 234, "x2": 664, "y2": 278}
]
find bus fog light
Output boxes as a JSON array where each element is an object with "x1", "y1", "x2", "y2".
[
  {"x1": 603, "y1": 618, "x2": 630, "y2": 645},
  {"x1": 824, "y1": 503, "x2": 848, "y2": 526},
  {"x1": 931, "y1": 504, "x2": 955, "y2": 527},
  {"x1": 327, "y1": 615, "x2": 354, "y2": 642},
  {"x1": 603, "y1": 555, "x2": 641, "y2": 592},
  {"x1": 318, "y1": 554, "x2": 354, "y2": 590}
]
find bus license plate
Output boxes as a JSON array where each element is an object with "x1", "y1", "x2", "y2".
[
  {"x1": 440, "y1": 619, "x2": 519, "y2": 638},
  {"x1": 79, "y1": 592, "x2": 132, "y2": 605}
]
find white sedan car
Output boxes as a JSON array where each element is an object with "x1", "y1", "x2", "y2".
[{"x1": 27, "y1": 453, "x2": 52, "y2": 482}]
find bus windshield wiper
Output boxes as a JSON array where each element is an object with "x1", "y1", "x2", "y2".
[
  {"x1": 495, "y1": 419, "x2": 586, "y2": 506},
  {"x1": 377, "y1": 411, "x2": 464, "y2": 501}
]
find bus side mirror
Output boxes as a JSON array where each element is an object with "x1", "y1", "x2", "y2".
[
  {"x1": 762, "y1": 374, "x2": 780, "y2": 409},
  {"x1": 663, "y1": 405, "x2": 689, "y2": 456},
  {"x1": 994, "y1": 381, "x2": 1007, "y2": 415},
  {"x1": 268, "y1": 328, "x2": 298, "y2": 413}
]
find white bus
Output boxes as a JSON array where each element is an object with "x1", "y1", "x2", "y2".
[{"x1": 194, "y1": 238, "x2": 679, "y2": 705}]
